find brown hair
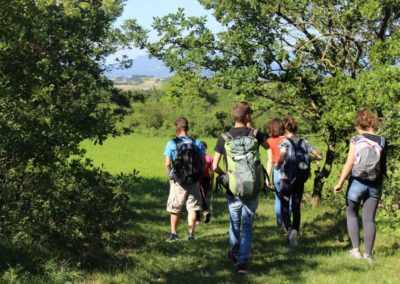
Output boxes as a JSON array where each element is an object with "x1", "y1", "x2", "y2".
[
  {"x1": 232, "y1": 101, "x2": 251, "y2": 123},
  {"x1": 283, "y1": 116, "x2": 298, "y2": 134},
  {"x1": 268, "y1": 118, "x2": 284, "y2": 138},
  {"x1": 355, "y1": 109, "x2": 379, "y2": 130},
  {"x1": 201, "y1": 141, "x2": 207, "y2": 149},
  {"x1": 175, "y1": 117, "x2": 189, "y2": 132}
]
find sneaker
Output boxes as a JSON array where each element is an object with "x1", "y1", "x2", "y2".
[
  {"x1": 363, "y1": 254, "x2": 373, "y2": 264},
  {"x1": 278, "y1": 224, "x2": 287, "y2": 234},
  {"x1": 188, "y1": 233, "x2": 195, "y2": 241},
  {"x1": 348, "y1": 249, "x2": 362, "y2": 259},
  {"x1": 288, "y1": 229, "x2": 298, "y2": 247},
  {"x1": 204, "y1": 212, "x2": 211, "y2": 223},
  {"x1": 237, "y1": 263, "x2": 249, "y2": 274},
  {"x1": 166, "y1": 233, "x2": 179, "y2": 242},
  {"x1": 227, "y1": 252, "x2": 237, "y2": 265}
]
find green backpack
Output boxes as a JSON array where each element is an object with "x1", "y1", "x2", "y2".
[{"x1": 222, "y1": 129, "x2": 265, "y2": 198}]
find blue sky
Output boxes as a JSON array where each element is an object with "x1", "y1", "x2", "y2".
[{"x1": 113, "y1": 0, "x2": 221, "y2": 59}]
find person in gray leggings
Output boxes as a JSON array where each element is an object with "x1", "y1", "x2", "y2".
[{"x1": 334, "y1": 109, "x2": 387, "y2": 263}]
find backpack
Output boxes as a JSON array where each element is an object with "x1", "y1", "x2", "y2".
[
  {"x1": 352, "y1": 135, "x2": 385, "y2": 181},
  {"x1": 283, "y1": 138, "x2": 310, "y2": 184},
  {"x1": 171, "y1": 137, "x2": 203, "y2": 185},
  {"x1": 222, "y1": 129, "x2": 264, "y2": 198}
]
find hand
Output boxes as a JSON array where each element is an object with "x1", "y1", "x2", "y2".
[
  {"x1": 316, "y1": 154, "x2": 323, "y2": 161},
  {"x1": 266, "y1": 179, "x2": 272, "y2": 188},
  {"x1": 333, "y1": 183, "x2": 342, "y2": 194}
]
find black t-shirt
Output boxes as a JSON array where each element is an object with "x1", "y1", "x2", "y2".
[
  {"x1": 351, "y1": 133, "x2": 388, "y2": 185},
  {"x1": 214, "y1": 127, "x2": 266, "y2": 155}
]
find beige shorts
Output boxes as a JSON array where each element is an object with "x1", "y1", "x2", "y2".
[{"x1": 167, "y1": 180, "x2": 202, "y2": 214}]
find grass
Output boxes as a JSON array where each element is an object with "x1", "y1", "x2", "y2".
[
  {"x1": 2, "y1": 134, "x2": 399, "y2": 283},
  {"x1": 80, "y1": 135, "x2": 399, "y2": 283}
]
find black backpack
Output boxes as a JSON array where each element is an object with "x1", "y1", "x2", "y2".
[
  {"x1": 283, "y1": 138, "x2": 310, "y2": 184},
  {"x1": 171, "y1": 137, "x2": 203, "y2": 185}
]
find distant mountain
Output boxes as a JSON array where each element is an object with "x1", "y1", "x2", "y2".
[{"x1": 105, "y1": 56, "x2": 172, "y2": 78}]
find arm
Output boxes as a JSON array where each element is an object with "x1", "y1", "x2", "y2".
[
  {"x1": 165, "y1": 155, "x2": 172, "y2": 178},
  {"x1": 266, "y1": 148, "x2": 273, "y2": 185},
  {"x1": 276, "y1": 149, "x2": 286, "y2": 169},
  {"x1": 334, "y1": 143, "x2": 355, "y2": 193},
  {"x1": 211, "y1": 152, "x2": 224, "y2": 175},
  {"x1": 310, "y1": 148, "x2": 323, "y2": 161}
]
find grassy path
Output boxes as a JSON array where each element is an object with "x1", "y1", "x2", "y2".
[{"x1": 82, "y1": 135, "x2": 399, "y2": 283}]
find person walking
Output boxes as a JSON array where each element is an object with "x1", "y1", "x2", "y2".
[
  {"x1": 164, "y1": 117, "x2": 205, "y2": 242},
  {"x1": 266, "y1": 118, "x2": 288, "y2": 231},
  {"x1": 212, "y1": 101, "x2": 269, "y2": 274},
  {"x1": 276, "y1": 116, "x2": 323, "y2": 246},
  {"x1": 334, "y1": 109, "x2": 387, "y2": 263}
]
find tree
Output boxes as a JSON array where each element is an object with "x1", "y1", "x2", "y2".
[
  {"x1": 135, "y1": 0, "x2": 400, "y2": 206},
  {"x1": 0, "y1": 0, "x2": 138, "y2": 262}
]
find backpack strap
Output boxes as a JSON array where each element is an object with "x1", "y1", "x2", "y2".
[
  {"x1": 221, "y1": 132, "x2": 234, "y2": 141},
  {"x1": 287, "y1": 138, "x2": 298, "y2": 152}
]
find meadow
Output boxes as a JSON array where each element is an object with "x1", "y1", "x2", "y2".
[{"x1": 78, "y1": 134, "x2": 400, "y2": 284}]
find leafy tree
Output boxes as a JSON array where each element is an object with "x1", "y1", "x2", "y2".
[
  {"x1": 0, "y1": 0, "x2": 139, "y2": 262},
  {"x1": 135, "y1": 0, "x2": 400, "y2": 206}
]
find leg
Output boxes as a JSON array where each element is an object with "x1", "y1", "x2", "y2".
[
  {"x1": 273, "y1": 168, "x2": 282, "y2": 227},
  {"x1": 280, "y1": 179, "x2": 292, "y2": 232},
  {"x1": 186, "y1": 182, "x2": 203, "y2": 237},
  {"x1": 188, "y1": 210, "x2": 197, "y2": 234},
  {"x1": 237, "y1": 196, "x2": 259, "y2": 265},
  {"x1": 346, "y1": 199, "x2": 361, "y2": 249},
  {"x1": 291, "y1": 182, "x2": 304, "y2": 232},
  {"x1": 362, "y1": 197, "x2": 379, "y2": 256},
  {"x1": 228, "y1": 195, "x2": 242, "y2": 258},
  {"x1": 170, "y1": 213, "x2": 180, "y2": 234}
]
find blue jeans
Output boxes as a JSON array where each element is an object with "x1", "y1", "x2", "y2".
[
  {"x1": 227, "y1": 195, "x2": 259, "y2": 264},
  {"x1": 273, "y1": 168, "x2": 291, "y2": 227}
]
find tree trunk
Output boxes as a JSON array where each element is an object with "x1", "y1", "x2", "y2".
[{"x1": 311, "y1": 128, "x2": 337, "y2": 208}]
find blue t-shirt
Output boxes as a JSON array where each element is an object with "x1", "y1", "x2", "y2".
[{"x1": 163, "y1": 136, "x2": 205, "y2": 161}]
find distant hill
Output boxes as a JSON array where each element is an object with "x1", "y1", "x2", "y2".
[{"x1": 105, "y1": 56, "x2": 172, "y2": 78}]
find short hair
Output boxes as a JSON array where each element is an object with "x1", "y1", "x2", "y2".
[
  {"x1": 283, "y1": 115, "x2": 298, "y2": 133},
  {"x1": 232, "y1": 101, "x2": 251, "y2": 123},
  {"x1": 175, "y1": 117, "x2": 189, "y2": 132},
  {"x1": 201, "y1": 141, "x2": 207, "y2": 149},
  {"x1": 355, "y1": 109, "x2": 379, "y2": 130},
  {"x1": 268, "y1": 118, "x2": 284, "y2": 138}
]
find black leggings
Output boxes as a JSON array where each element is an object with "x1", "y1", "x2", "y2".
[
  {"x1": 280, "y1": 179, "x2": 304, "y2": 232},
  {"x1": 346, "y1": 198, "x2": 379, "y2": 255}
]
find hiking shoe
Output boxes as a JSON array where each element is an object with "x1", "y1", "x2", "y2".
[
  {"x1": 166, "y1": 233, "x2": 179, "y2": 242},
  {"x1": 237, "y1": 263, "x2": 249, "y2": 274},
  {"x1": 188, "y1": 233, "x2": 195, "y2": 241},
  {"x1": 204, "y1": 212, "x2": 211, "y2": 223},
  {"x1": 363, "y1": 254, "x2": 373, "y2": 264},
  {"x1": 227, "y1": 252, "x2": 237, "y2": 265},
  {"x1": 348, "y1": 249, "x2": 362, "y2": 259},
  {"x1": 288, "y1": 229, "x2": 298, "y2": 247}
]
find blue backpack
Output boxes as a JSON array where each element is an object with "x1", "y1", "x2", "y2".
[{"x1": 283, "y1": 138, "x2": 310, "y2": 184}]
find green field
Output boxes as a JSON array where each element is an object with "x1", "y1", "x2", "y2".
[{"x1": 78, "y1": 135, "x2": 400, "y2": 283}]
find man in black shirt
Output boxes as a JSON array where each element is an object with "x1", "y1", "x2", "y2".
[{"x1": 212, "y1": 101, "x2": 269, "y2": 274}]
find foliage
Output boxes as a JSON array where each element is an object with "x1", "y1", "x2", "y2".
[
  {"x1": 0, "y1": 0, "x2": 139, "y2": 264},
  {"x1": 131, "y1": 0, "x2": 400, "y2": 206}
]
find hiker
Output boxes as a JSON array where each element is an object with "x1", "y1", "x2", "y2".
[
  {"x1": 334, "y1": 109, "x2": 387, "y2": 263},
  {"x1": 212, "y1": 101, "x2": 269, "y2": 274},
  {"x1": 164, "y1": 117, "x2": 206, "y2": 242},
  {"x1": 197, "y1": 141, "x2": 213, "y2": 224},
  {"x1": 266, "y1": 118, "x2": 291, "y2": 231},
  {"x1": 276, "y1": 116, "x2": 323, "y2": 246}
]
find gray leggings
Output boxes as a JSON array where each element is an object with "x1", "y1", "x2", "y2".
[{"x1": 346, "y1": 198, "x2": 379, "y2": 255}]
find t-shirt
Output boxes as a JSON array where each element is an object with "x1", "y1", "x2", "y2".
[
  {"x1": 267, "y1": 136, "x2": 285, "y2": 165},
  {"x1": 214, "y1": 127, "x2": 267, "y2": 156},
  {"x1": 278, "y1": 137, "x2": 313, "y2": 180},
  {"x1": 163, "y1": 136, "x2": 206, "y2": 161},
  {"x1": 350, "y1": 133, "x2": 387, "y2": 185},
  {"x1": 204, "y1": 154, "x2": 213, "y2": 177}
]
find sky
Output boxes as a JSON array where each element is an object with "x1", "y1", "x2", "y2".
[{"x1": 112, "y1": 0, "x2": 221, "y2": 59}]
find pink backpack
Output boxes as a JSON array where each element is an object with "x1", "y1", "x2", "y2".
[{"x1": 352, "y1": 135, "x2": 385, "y2": 181}]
